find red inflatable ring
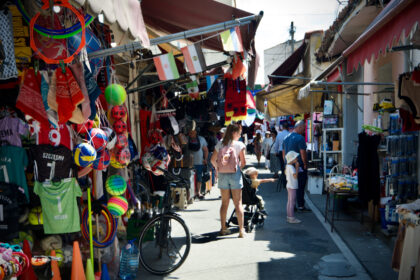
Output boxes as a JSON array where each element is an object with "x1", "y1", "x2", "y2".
[{"x1": 30, "y1": 0, "x2": 86, "y2": 64}]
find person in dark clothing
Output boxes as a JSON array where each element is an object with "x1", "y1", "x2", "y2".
[
  {"x1": 282, "y1": 121, "x2": 310, "y2": 212},
  {"x1": 357, "y1": 132, "x2": 381, "y2": 205}
]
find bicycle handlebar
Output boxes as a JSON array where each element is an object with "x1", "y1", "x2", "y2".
[{"x1": 156, "y1": 167, "x2": 189, "y2": 187}]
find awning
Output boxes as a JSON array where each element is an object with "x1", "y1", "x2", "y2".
[
  {"x1": 141, "y1": 0, "x2": 258, "y2": 53},
  {"x1": 268, "y1": 42, "x2": 307, "y2": 85},
  {"x1": 343, "y1": 0, "x2": 420, "y2": 74},
  {"x1": 73, "y1": 0, "x2": 150, "y2": 46},
  {"x1": 256, "y1": 78, "x2": 321, "y2": 117}
]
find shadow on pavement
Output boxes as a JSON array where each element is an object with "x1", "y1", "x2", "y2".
[{"x1": 191, "y1": 228, "x2": 240, "y2": 244}]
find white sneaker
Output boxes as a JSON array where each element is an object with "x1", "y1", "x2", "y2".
[{"x1": 287, "y1": 217, "x2": 302, "y2": 224}]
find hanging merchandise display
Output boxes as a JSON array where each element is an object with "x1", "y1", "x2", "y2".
[
  {"x1": 15, "y1": 0, "x2": 94, "y2": 38},
  {"x1": 92, "y1": 149, "x2": 110, "y2": 170},
  {"x1": 29, "y1": 0, "x2": 86, "y2": 64},
  {"x1": 87, "y1": 128, "x2": 108, "y2": 152},
  {"x1": 34, "y1": 178, "x2": 82, "y2": 234},
  {"x1": 107, "y1": 196, "x2": 129, "y2": 216},
  {"x1": 106, "y1": 175, "x2": 127, "y2": 196},
  {"x1": 105, "y1": 84, "x2": 127, "y2": 106},
  {"x1": 81, "y1": 205, "x2": 117, "y2": 248},
  {"x1": 224, "y1": 78, "x2": 247, "y2": 125},
  {"x1": 73, "y1": 142, "x2": 97, "y2": 167}
]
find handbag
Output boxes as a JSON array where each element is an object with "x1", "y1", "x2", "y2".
[
  {"x1": 266, "y1": 142, "x2": 275, "y2": 160},
  {"x1": 202, "y1": 165, "x2": 211, "y2": 182}
]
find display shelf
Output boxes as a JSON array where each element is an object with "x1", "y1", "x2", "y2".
[{"x1": 322, "y1": 127, "x2": 344, "y2": 183}]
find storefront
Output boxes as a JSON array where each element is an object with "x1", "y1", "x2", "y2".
[{"x1": 0, "y1": 0, "x2": 263, "y2": 278}]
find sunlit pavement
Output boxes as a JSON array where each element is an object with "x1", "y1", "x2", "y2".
[{"x1": 136, "y1": 155, "x2": 370, "y2": 280}]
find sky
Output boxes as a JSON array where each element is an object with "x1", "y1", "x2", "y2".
[{"x1": 236, "y1": 0, "x2": 344, "y2": 84}]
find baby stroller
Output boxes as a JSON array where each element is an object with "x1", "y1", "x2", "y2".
[{"x1": 226, "y1": 172, "x2": 265, "y2": 233}]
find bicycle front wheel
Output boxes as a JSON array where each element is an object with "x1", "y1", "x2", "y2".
[{"x1": 139, "y1": 214, "x2": 191, "y2": 275}]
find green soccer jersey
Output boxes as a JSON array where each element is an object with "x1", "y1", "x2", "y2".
[
  {"x1": 34, "y1": 178, "x2": 82, "y2": 234},
  {"x1": 0, "y1": 146, "x2": 29, "y2": 201}
]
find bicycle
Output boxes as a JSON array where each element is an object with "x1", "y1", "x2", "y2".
[
  {"x1": 127, "y1": 161, "x2": 151, "y2": 208},
  {"x1": 137, "y1": 166, "x2": 191, "y2": 275}
]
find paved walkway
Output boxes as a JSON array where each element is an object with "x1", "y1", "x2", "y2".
[{"x1": 136, "y1": 155, "x2": 370, "y2": 280}]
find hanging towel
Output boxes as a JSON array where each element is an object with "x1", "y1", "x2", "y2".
[
  {"x1": 69, "y1": 62, "x2": 91, "y2": 120},
  {"x1": 55, "y1": 67, "x2": 84, "y2": 123},
  {"x1": 83, "y1": 64, "x2": 102, "y2": 120},
  {"x1": 48, "y1": 71, "x2": 85, "y2": 124},
  {"x1": 16, "y1": 69, "x2": 49, "y2": 127}
]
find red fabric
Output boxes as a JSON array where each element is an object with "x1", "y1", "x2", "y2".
[
  {"x1": 345, "y1": 1, "x2": 420, "y2": 74},
  {"x1": 224, "y1": 79, "x2": 247, "y2": 120},
  {"x1": 400, "y1": 108, "x2": 420, "y2": 132},
  {"x1": 33, "y1": 14, "x2": 67, "y2": 61},
  {"x1": 140, "y1": 110, "x2": 152, "y2": 156},
  {"x1": 20, "y1": 240, "x2": 37, "y2": 280},
  {"x1": 326, "y1": 68, "x2": 340, "y2": 82},
  {"x1": 55, "y1": 67, "x2": 84, "y2": 123},
  {"x1": 36, "y1": 123, "x2": 73, "y2": 150},
  {"x1": 16, "y1": 69, "x2": 49, "y2": 127},
  {"x1": 411, "y1": 69, "x2": 420, "y2": 85}
]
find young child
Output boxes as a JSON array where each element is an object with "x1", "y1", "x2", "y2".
[
  {"x1": 244, "y1": 167, "x2": 276, "y2": 216},
  {"x1": 285, "y1": 151, "x2": 301, "y2": 224}
]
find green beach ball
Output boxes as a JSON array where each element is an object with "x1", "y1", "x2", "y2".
[{"x1": 105, "y1": 84, "x2": 127, "y2": 106}]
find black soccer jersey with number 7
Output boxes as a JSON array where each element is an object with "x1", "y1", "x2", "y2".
[{"x1": 29, "y1": 144, "x2": 74, "y2": 182}]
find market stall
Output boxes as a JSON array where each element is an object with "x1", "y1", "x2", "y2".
[{"x1": 0, "y1": 0, "x2": 263, "y2": 278}]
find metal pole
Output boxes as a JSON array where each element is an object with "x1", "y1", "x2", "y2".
[
  {"x1": 125, "y1": 63, "x2": 154, "y2": 90},
  {"x1": 126, "y1": 60, "x2": 229, "y2": 93},
  {"x1": 267, "y1": 75, "x2": 312, "y2": 80},
  {"x1": 309, "y1": 90, "x2": 369, "y2": 95},
  {"x1": 88, "y1": 12, "x2": 264, "y2": 60},
  {"x1": 312, "y1": 81, "x2": 394, "y2": 86}
]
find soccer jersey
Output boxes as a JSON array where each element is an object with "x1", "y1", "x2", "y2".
[
  {"x1": 0, "y1": 116, "x2": 28, "y2": 147},
  {"x1": 35, "y1": 123, "x2": 73, "y2": 150},
  {"x1": 29, "y1": 144, "x2": 74, "y2": 182},
  {"x1": 34, "y1": 178, "x2": 82, "y2": 234},
  {"x1": 0, "y1": 146, "x2": 29, "y2": 201},
  {"x1": 0, "y1": 182, "x2": 26, "y2": 240}
]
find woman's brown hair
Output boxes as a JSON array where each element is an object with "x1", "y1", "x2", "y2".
[{"x1": 222, "y1": 124, "x2": 241, "y2": 146}]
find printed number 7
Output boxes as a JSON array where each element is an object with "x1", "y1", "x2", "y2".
[{"x1": 47, "y1": 161, "x2": 56, "y2": 181}]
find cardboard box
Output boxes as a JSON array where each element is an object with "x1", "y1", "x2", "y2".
[{"x1": 332, "y1": 140, "x2": 340, "y2": 151}]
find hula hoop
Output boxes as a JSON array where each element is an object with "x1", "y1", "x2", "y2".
[
  {"x1": 81, "y1": 205, "x2": 117, "y2": 248},
  {"x1": 30, "y1": 0, "x2": 86, "y2": 64},
  {"x1": 15, "y1": 0, "x2": 94, "y2": 39}
]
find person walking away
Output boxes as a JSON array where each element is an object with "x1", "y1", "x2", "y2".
[
  {"x1": 188, "y1": 128, "x2": 209, "y2": 200},
  {"x1": 211, "y1": 124, "x2": 246, "y2": 238},
  {"x1": 244, "y1": 167, "x2": 276, "y2": 216},
  {"x1": 282, "y1": 120, "x2": 310, "y2": 212},
  {"x1": 273, "y1": 122, "x2": 290, "y2": 184},
  {"x1": 269, "y1": 131, "x2": 280, "y2": 177},
  {"x1": 285, "y1": 151, "x2": 301, "y2": 223},
  {"x1": 253, "y1": 133, "x2": 262, "y2": 167},
  {"x1": 261, "y1": 131, "x2": 272, "y2": 169}
]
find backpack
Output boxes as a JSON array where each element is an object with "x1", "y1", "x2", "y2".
[
  {"x1": 217, "y1": 143, "x2": 239, "y2": 173},
  {"x1": 188, "y1": 137, "x2": 201, "y2": 152}
]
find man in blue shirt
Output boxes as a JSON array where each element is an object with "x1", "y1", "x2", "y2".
[
  {"x1": 282, "y1": 120, "x2": 310, "y2": 212},
  {"x1": 272, "y1": 122, "x2": 290, "y2": 180}
]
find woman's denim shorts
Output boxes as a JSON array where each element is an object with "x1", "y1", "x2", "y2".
[{"x1": 218, "y1": 168, "x2": 243, "y2": 190}]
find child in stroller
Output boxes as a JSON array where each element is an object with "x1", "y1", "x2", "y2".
[
  {"x1": 244, "y1": 167, "x2": 276, "y2": 216},
  {"x1": 226, "y1": 168, "x2": 276, "y2": 232}
]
